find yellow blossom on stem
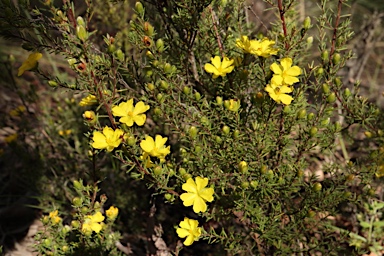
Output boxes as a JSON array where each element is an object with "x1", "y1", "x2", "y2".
[
  {"x1": 236, "y1": 35, "x2": 254, "y2": 53},
  {"x1": 105, "y1": 206, "x2": 119, "y2": 220},
  {"x1": 79, "y1": 94, "x2": 97, "y2": 106},
  {"x1": 204, "y1": 56, "x2": 234, "y2": 79},
  {"x1": 112, "y1": 99, "x2": 150, "y2": 127},
  {"x1": 265, "y1": 82, "x2": 293, "y2": 105},
  {"x1": 82, "y1": 212, "x2": 105, "y2": 234},
  {"x1": 18, "y1": 52, "x2": 42, "y2": 76},
  {"x1": 49, "y1": 210, "x2": 62, "y2": 225},
  {"x1": 92, "y1": 127, "x2": 124, "y2": 152},
  {"x1": 236, "y1": 36, "x2": 278, "y2": 58},
  {"x1": 225, "y1": 99, "x2": 241, "y2": 112},
  {"x1": 270, "y1": 57, "x2": 301, "y2": 85},
  {"x1": 180, "y1": 177, "x2": 214, "y2": 213},
  {"x1": 140, "y1": 135, "x2": 171, "y2": 159},
  {"x1": 176, "y1": 217, "x2": 202, "y2": 246}
]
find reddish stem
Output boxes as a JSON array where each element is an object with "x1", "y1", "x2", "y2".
[{"x1": 277, "y1": 0, "x2": 289, "y2": 50}]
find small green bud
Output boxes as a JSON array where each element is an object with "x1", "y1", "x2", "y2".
[
  {"x1": 73, "y1": 180, "x2": 83, "y2": 190},
  {"x1": 180, "y1": 148, "x2": 187, "y2": 156},
  {"x1": 250, "y1": 180, "x2": 258, "y2": 188},
  {"x1": 378, "y1": 129, "x2": 384, "y2": 137},
  {"x1": 194, "y1": 145, "x2": 202, "y2": 153},
  {"x1": 322, "y1": 83, "x2": 330, "y2": 94},
  {"x1": 163, "y1": 63, "x2": 172, "y2": 74},
  {"x1": 303, "y1": 16, "x2": 311, "y2": 30},
  {"x1": 153, "y1": 166, "x2": 162, "y2": 175},
  {"x1": 195, "y1": 92, "x2": 201, "y2": 101},
  {"x1": 81, "y1": 206, "x2": 88, "y2": 214},
  {"x1": 135, "y1": 2, "x2": 144, "y2": 16},
  {"x1": 327, "y1": 92, "x2": 336, "y2": 103},
  {"x1": 312, "y1": 182, "x2": 322, "y2": 191},
  {"x1": 215, "y1": 136, "x2": 222, "y2": 144},
  {"x1": 183, "y1": 173, "x2": 192, "y2": 181},
  {"x1": 233, "y1": 129, "x2": 240, "y2": 138},
  {"x1": 72, "y1": 197, "x2": 83, "y2": 207},
  {"x1": 108, "y1": 44, "x2": 116, "y2": 53},
  {"x1": 260, "y1": 165, "x2": 268, "y2": 174},
  {"x1": 182, "y1": 86, "x2": 190, "y2": 95},
  {"x1": 334, "y1": 77, "x2": 342, "y2": 87},
  {"x1": 223, "y1": 100, "x2": 230, "y2": 109},
  {"x1": 71, "y1": 220, "x2": 80, "y2": 229},
  {"x1": 76, "y1": 16, "x2": 85, "y2": 27},
  {"x1": 266, "y1": 170, "x2": 274, "y2": 179},
  {"x1": 364, "y1": 131, "x2": 373, "y2": 138},
  {"x1": 157, "y1": 93, "x2": 164, "y2": 102},
  {"x1": 178, "y1": 168, "x2": 187, "y2": 175},
  {"x1": 332, "y1": 53, "x2": 341, "y2": 65},
  {"x1": 283, "y1": 105, "x2": 291, "y2": 113},
  {"x1": 154, "y1": 107, "x2": 162, "y2": 116},
  {"x1": 238, "y1": 161, "x2": 248, "y2": 173},
  {"x1": 164, "y1": 193, "x2": 172, "y2": 201},
  {"x1": 216, "y1": 96, "x2": 223, "y2": 106},
  {"x1": 144, "y1": 22, "x2": 154, "y2": 36},
  {"x1": 334, "y1": 122, "x2": 342, "y2": 132},
  {"x1": 146, "y1": 50, "x2": 154, "y2": 59},
  {"x1": 48, "y1": 80, "x2": 58, "y2": 87},
  {"x1": 316, "y1": 67, "x2": 324, "y2": 76},
  {"x1": 146, "y1": 83, "x2": 155, "y2": 91},
  {"x1": 297, "y1": 109, "x2": 307, "y2": 119},
  {"x1": 346, "y1": 174, "x2": 355, "y2": 182},
  {"x1": 156, "y1": 39, "x2": 165, "y2": 53},
  {"x1": 306, "y1": 36, "x2": 313, "y2": 45},
  {"x1": 76, "y1": 25, "x2": 88, "y2": 41},
  {"x1": 44, "y1": 239, "x2": 52, "y2": 247},
  {"x1": 222, "y1": 125, "x2": 230, "y2": 135},
  {"x1": 343, "y1": 191, "x2": 352, "y2": 198},
  {"x1": 344, "y1": 88, "x2": 351, "y2": 98},
  {"x1": 320, "y1": 118, "x2": 330, "y2": 126},
  {"x1": 61, "y1": 225, "x2": 71, "y2": 235},
  {"x1": 115, "y1": 49, "x2": 125, "y2": 62},
  {"x1": 200, "y1": 116, "x2": 210, "y2": 126},
  {"x1": 189, "y1": 126, "x2": 198, "y2": 138},
  {"x1": 297, "y1": 170, "x2": 304, "y2": 178},
  {"x1": 241, "y1": 181, "x2": 250, "y2": 189},
  {"x1": 309, "y1": 127, "x2": 318, "y2": 137},
  {"x1": 160, "y1": 80, "x2": 169, "y2": 90},
  {"x1": 321, "y1": 50, "x2": 329, "y2": 62},
  {"x1": 307, "y1": 113, "x2": 315, "y2": 120},
  {"x1": 367, "y1": 189, "x2": 376, "y2": 197},
  {"x1": 307, "y1": 210, "x2": 316, "y2": 218},
  {"x1": 62, "y1": 245, "x2": 69, "y2": 252},
  {"x1": 127, "y1": 135, "x2": 136, "y2": 146}
]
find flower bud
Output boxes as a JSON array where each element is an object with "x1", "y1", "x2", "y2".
[
  {"x1": 303, "y1": 16, "x2": 311, "y2": 30},
  {"x1": 344, "y1": 88, "x2": 351, "y2": 98},
  {"x1": 189, "y1": 126, "x2": 198, "y2": 138},
  {"x1": 194, "y1": 145, "x2": 202, "y2": 153},
  {"x1": 239, "y1": 161, "x2": 248, "y2": 173},
  {"x1": 321, "y1": 50, "x2": 329, "y2": 62},
  {"x1": 156, "y1": 39, "x2": 165, "y2": 53},
  {"x1": 307, "y1": 112, "x2": 315, "y2": 120},
  {"x1": 250, "y1": 180, "x2": 258, "y2": 188},
  {"x1": 334, "y1": 121, "x2": 341, "y2": 132},
  {"x1": 320, "y1": 118, "x2": 330, "y2": 126},
  {"x1": 135, "y1": 2, "x2": 144, "y2": 16},
  {"x1": 115, "y1": 49, "x2": 125, "y2": 62},
  {"x1": 157, "y1": 93, "x2": 164, "y2": 102},
  {"x1": 76, "y1": 16, "x2": 85, "y2": 27},
  {"x1": 71, "y1": 220, "x2": 80, "y2": 229},
  {"x1": 144, "y1": 22, "x2": 154, "y2": 36},
  {"x1": 163, "y1": 63, "x2": 172, "y2": 74},
  {"x1": 332, "y1": 53, "x2": 341, "y2": 65},
  {"x1": 283, "y1": 105, "x2": 291, "y2": 113},
  {"x1": 327, "y1": 92, "x2": 336, "y2": 103},
  {"x1": 334, "y1": 77, "x2": 342, "y2": 87},
  {"x1": 241, "y1": 181, "x2": 250, "y2": 189},
  {"x1": 183, "y1": 173, "x2": 192, "y2": 181},
  {"x1": 216, "y1": 96, "x2": 223, "y2": 106},
  {"x1": 200, "y1": 116, "x2": 210, "y2": 126},
  {"x1": 48, "y1": 80, "x2": 58, "y2": 87},
  {"x1": 306, "y1": 36, "x2": 313, "y2": 45},
  {"x1": 322, "y1": 83, "x2": 330, "y2": 94},
  {"x1": 233, "y1": 129, "x2": 240, "y2": 138},
  {"x1": 160, "y1": 80, "x2": 169, "y2": 90},
  {"x1": 309, "y1": 127, "x2": 318, "y2": 137},
  {"x1": 72, "y1": 197, "x2": 83, "y2": 207},
  {"x1": 297, "y1": 109, "x2": 307, "y2": 119},
  {"x1": 146, "y1": 50, "x2": 154, "y2": 59},
  {"x1": 260, "y1": 165, "x2": 268, "y2": 174},
  {"x1": 307, "y1": 210, "x2": 316, "y2": 218},
  {"x1": 164, "y1": 193, "x2": 172, "y2": 201},
  {"x1": 316, "y1": 67, "x2": 324, "y2": 76},
  {"x1": 76, "y1": 25, "x2": 88, "y2": 41},
  {"x1": 364, "y1": 131, "x2": 373, "y2": 138},
  {"x1": 195, "y1": 92, "x2": 201, "y2": 101},
  {"x1": 73, "y1": 180, "x2": 83, "y2": 190},
  {"x1": 153, "y1": 166, "x2": 162, "y2": 175},
  {"x1": 312, "y1": 182, "x2": 322, "y2": 191},
  {"x1": 183, "y1": 86, "x2": 190, "y2": 95},
  {"x1": 215, "y1": 136, "x2": 222, "y2": 144},
  {"x1": 222, "y1": 125, "x2": 230, "y2": 135},
  {"x1": 266, "y1": 170, "x2": 274, "y2": 179}
]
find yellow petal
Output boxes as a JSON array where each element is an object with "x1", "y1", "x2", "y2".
[
  {"x1": 199, "y1": 187, "x2": 214, "y2": 202},
  {"x1": 286, "y1": 66, "x2": 301, "y2": 77},
  {"x1": 279, "y1": 94, "x2": 293, "y2": 105},
  {"x1": 176, "y1": 228, "x2": 189, "y2": 238},
  {"x1": 280, "y1": 58, "x2": 293, "y2": 71},
  {"x1": 183, "y1": 235, "x2": 195, "y2": 246},
  {"x1": 182, "y1": 178, "x2": 197, "y2": 193},
  {"x1": 210, "y1": 56, "x2": 221, "y2": 69},
  {"x1": 192, "y1": 196, "x2": 207, "y2": 213},
  {"x1": 195, "y1": 177, "x2": 208, "y2": 191},
  {"x1": 92, "y1": 212, "x2": 105, "y2": 222},
  {"x1": 133, "y1": 114, "x2": 146, "y2": 126},
  {"x1": 140, "y1": 136, "x2": 155, "y2": 152},
  {"x1": 180, "y1": 193, "x2": 196, "y2": 206},
  {"x1": 204, "y1": 63, "x2": 218, "y2": 74},
  {"x1": 270, "y1": 63, "x2": 282, "y2": 75},
  {"x1": 133, "y1": 101, "x2": 150, "y2": 115}
]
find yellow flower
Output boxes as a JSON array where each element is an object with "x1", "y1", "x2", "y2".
[
  {"x1": 264, "y1": 82, "x2": 293, "y2": 105},
  {"x1": 176, "y1": 217, "x2": 202, "y2": 246},
  {"x1": 204, "y1": 56, "x2": 234, "y2": 79},
  {"x1": 236, "y1": 36, "x2": 278, "y2": 58},
  {"x1": 251, "y1": 38, "x2": 279, "y2": 58},
  {"x1": 79, "y1": 94, "x2": 97, "y2": 106},
  {"x1": 270, "y1": 58, "x2": 301, "y2": 86},
  {"x1": 49, "y1": 210, "x2": 62, "y2": 225},
  {"x1": 105, "y1": 206, "x2": 119, "y2": 220},
  {"x1": 58, "y1": 129, "x2": 72, "y2": 136},
  {"x1": 224, "y1": 99, "x2": 241, "y2": 112},
  {"x1": 9, "y1": 105, "x2": 26, "y2": 117},
  {"x1": 112, "y1": 99, "x2": 150, "y2": 127},
  {"x1": 180, "y1": 177, "x2": 214, "y2": 213},
  {"x1": 140, "y1": 135, "x2": 171, "y2": 159},
  {"x1": 18, "y1": 52, "x2": 42, "y2": 76},
  {"x1": 82, "y1": 212, "x2": 105, "y2": 234},
  {"x1": 92, "y1": 126, "x2": 124, "y2": 152}
]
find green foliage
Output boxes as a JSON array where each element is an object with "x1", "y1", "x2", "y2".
[{"x1": 0, "y1": 0, "x2": 383, "y2": 255}]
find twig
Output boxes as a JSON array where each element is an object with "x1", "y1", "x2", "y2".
[
  {"x1": 330, "y1": 0, "x2": 343, "y2": 57},
  {"x1": 277, "y1": 0, "x2": 289, "y2": 50},
  {"x1": 209, "y1": 6, "x2": 225, "y2": 58}
]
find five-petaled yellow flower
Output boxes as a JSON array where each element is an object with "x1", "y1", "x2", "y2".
[
  {"x1": 49, "y1": 210, "x2": 62, "y2": 225},
  {"x1": 176, "y1": 217, "x2": 202, "y2": 246},
  {"x1": 270, "y1": 57, "x2": 301, "y2": 86},
  {"x1": 105, "y1": 206, "x2": 119, "y2": 220},
  {"x1": 180, "y1": 177, "x2": 214, "y2": 213},
  {"x1": 79, "y1": 94, "x2": 97, "y2": 106},
  {"x1": 82, "y1": 212, "x2": 105, "y2": 234},
  {"x1": 140, "y1": 135, "x2": 171, "y2": 159},
  {"x1": 18, "y1": 52, "x2": 42, "y2": 76},
  {"x1": 204, "y1": 56, "x2": 234, "y2": 79},
  {"x1": 265, "y1": 82, "x2": 293, "y2": 105},
  {"x1": 112, "y1": 99, "x2": 150, "y2": 127},
  {"x1": 92, "y1": 126, "x2": 124, "y2": 152},
  {"x1": 236, "y1": 36, "x2": 278, "y2": 58}
]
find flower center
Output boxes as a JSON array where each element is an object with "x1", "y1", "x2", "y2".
[{"x1": 127, "y1": 111, "x2": 133, "y2": 117}]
